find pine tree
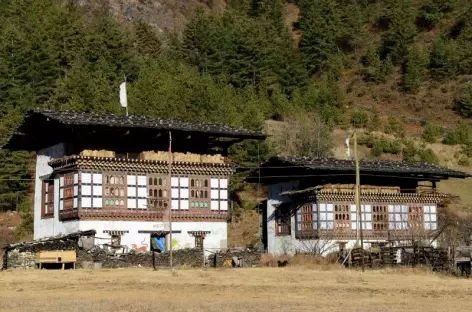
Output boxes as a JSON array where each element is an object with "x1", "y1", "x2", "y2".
[
  {"x1": 382, "y1": 0, "x2": 418, "y2": 64},
  {"x1": 403, "y1": 45, "x2": 429, "y2": 92}
]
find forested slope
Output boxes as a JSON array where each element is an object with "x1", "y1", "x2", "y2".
[{"x1": 1, "y1": 0, "x2": 472, "y2": 240}]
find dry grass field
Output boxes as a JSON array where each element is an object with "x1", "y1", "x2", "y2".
[{"x1": 0, "y1": 267, "x2": 471, "y2": 312}]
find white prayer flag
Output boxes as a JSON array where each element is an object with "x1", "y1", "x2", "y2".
[{"x1": 120, "y1": 81, "x2": 127, "y2": 108}]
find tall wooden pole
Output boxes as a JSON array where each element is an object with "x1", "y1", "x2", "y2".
[
  {"x1": 168, "y1": 131, "x2": 173, "y2": 270},
  {"x1": 353, "y1": 132, "x2": 365, "y2": 272}
]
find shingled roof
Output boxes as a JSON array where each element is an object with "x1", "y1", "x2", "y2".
[
  {"x1": 3, "y1": 109, "x2": 266, "y2": 152},
  {"x1": 246, "y1": 156, "x2": 472, "y2": 184}
]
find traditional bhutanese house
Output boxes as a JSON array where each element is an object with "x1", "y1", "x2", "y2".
[
  {"x1": 3, "y1": 109, "x2": 266, "y2": 254},
  {"x1": 246, "y1": 156, "x2": 471, "y2": 255}
]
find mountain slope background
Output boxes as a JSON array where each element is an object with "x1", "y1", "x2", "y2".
[{"x1": 1, "y1": 0, "x2": 472, "y2": 245}]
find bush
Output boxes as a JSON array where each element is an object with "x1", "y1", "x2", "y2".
[
  {"x1": 350, "y1": 110, "x2": 369, "y2": 128},
  {"x1": 370, "y1": 138, "x2": 402, "y2": 156},
  {"x1": 457, "y1": 84, "x2": 472, "y2": 118},
  {"x1": 403, "y1": 45, "x2": 429, "y2": 92},
  {"x1": 430, "y1": 38, "x2": 460, "y2": 78},
  {"x1": 443, "y1": 122, "x2": 469, "y2": 145},
  {"x1": 402, "y1": 141, "x2": 418, "y2": 161},
  {"x1": 462, "y1": 141, "x2": 472, "y2": 157},
  {"x1": 418, "y1": 148, "x2": 440, "y2": 164},
  {"x1": 422, "y1": 123, "x2": 442, "y2": 143},
  {"x1": 384, "y1": 116, "x2": 405, "y2": 137},
  {"x1": 458, "y1": 156, "x2": 470, "y2": 167},
  {"x1": 368, "y1": 111, "x2": 381, "y2": 131}
]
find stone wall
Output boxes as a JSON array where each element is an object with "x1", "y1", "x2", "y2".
[
  {"x1": 209, "y1": 249, "x2": 262, "y2": 267},
  {"x1": 77, "y1": 248, "x2": 204, "y2": 268}
]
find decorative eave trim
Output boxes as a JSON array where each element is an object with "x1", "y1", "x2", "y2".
[
  {"x1": 48, "y1": 156, "x2": 235, "y2": 176},
  {"x1": 49, "y1": 155, "x2": 234, "y2": 168}
]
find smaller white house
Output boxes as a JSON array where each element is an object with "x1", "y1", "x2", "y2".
[
  {"x1": 247, "y1": 156, "x2": 471, "y2": 255},
  {"x1": 4, "y1": 109, "x2": 265, "y2": 255}
]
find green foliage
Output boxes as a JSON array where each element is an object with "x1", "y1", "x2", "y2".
[
  {"x1": 298, "y1": 0, "x2": 363, "y2": 76},
  {"x1": 403, "y1": 45, "x2": 429, "y2": 92},
  {"x1": 457, "y1": 84, "x2": 472, "y2": 118},
  {"x1": 14, "y1": 212, "x2": 34, "y2": 239},
  {"x1": 362, "y1": 47, "x2": 394, "y2": 83},
  {"x1": 402, "y1": 141, "x2": 418, "y2": 162},
  {"x1": 368, "y1": 111, "x2": 381, "y2": 132},
  {"x1": 384, "y1": 116, "x2": 405, "y2": 137},
  {"x1": 462, "y1": 141, "x2": 472, "y2": 158},
  {"x1": 430, "y1": 38, "x2": 460, "y2": 78},
  {"x1": 381, "y1": 0, "x2": 418, "y2": 64},
  {"x1": 370, "y1": 138, "x2": 401, "y2": 156},
  {"x1": 181, "y1": 8, "x2": 307, "y2": 92},
  {"x1": 458, "y1": 156, "x2": 470, "y2": 167},
  {"x1": 418, "y1": 148, "x2": 440, "y2": 164},
  {"x1": 350, "y1": 110, "x2": 368, "y2": 128},
  {"x1": 443, "y1": 122, "x2": 469, "y2": 145},
  {"x1": 417, "y1": 0, "x2": 454, "y2": 30},
  {"x1": 422, "y1": 123, "x2": 443, "y2": 143}
]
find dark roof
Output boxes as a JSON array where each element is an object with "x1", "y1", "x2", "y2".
[
  {"x1": 3, "y1": 109, "x2": 266, "y2": 152},
  {"x1": 246, "y1": 156, "x2": 472, "y2": 184}
]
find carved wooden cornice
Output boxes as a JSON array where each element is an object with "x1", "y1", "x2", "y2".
[{"x1": 49, "y1": 155, "x2": 234, "y2": 176}]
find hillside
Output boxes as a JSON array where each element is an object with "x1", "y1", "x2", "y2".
[{"x1": 1, "y1": 0, "x2": 472, "y2": 242}]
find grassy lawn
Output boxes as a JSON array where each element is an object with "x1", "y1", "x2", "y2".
[{"x1": 0, "y1": 267, "x2": 471, "y2": 311}]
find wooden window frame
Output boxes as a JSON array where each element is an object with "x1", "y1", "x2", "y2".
[
  {"x1": 372, "y1": 205, "x2": 388, "y2": 231},
  {"x1": 60, "y1": 174, "x2": 76, "y2": 211},
  {"x1": 189, "y1": 176, "x2": 210, "y2": 209},
  {"x1": 103, "y1": 172, "x2": 127, "y2": 209},
  {"x1": 147, "y1": 175, "x2": 169, "y2": 211},
  {"x1": 41, "y1": 180, "x2": 54, "y2": 218},
  {"x1": 275, "y1": 208, "x2": 291, "y2": 236},
  {"x1": 334, "y1": 204, "x2": 350, "y2": 231},
  {"x1": 296, "y1": 203, "x2": 317, "y2": 239}
]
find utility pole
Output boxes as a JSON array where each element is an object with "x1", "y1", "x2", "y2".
[
  {"x1": 168, "y1": 131, "x2": 173, "y2": 270},
  {"x1": 353, "y1": 132, "x2": 365, "y2": 272}
]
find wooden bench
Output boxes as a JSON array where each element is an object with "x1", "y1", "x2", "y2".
[{"x1": 35, "y1": 250, "x2": 77, "y2": 270}]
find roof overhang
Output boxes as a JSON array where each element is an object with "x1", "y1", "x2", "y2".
[
  {"x1": 246, "y1": 156, "x2": 472, "y2": 185},
  {"x1": 2, "y1": 109, "x2": 267, "y2": 153}
]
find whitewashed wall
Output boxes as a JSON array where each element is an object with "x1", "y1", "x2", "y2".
[
  {"x1": 266, "y1": 182, "x2": 439, "y2": 255},
  {"x1": 34, "y1": 143, "x2": 81, "y2": 239},
  {"x1": 79, "y1": 220, "x2": 227, "y2": 256}
]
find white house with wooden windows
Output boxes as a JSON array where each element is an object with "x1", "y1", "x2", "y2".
[
  {"x1": 247, "y1": 156, "x2": 471, "y2": 255},
  {"x1": 4, "y1": 109, "x2": 265, "y2": 254}
]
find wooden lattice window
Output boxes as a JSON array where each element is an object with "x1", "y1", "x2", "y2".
[
  {"x1": 409, "y1": 205, "x2": 424, "y2": 230},
  {"x1": 296, "y1": 203, "x2": 317, "y2": 238},
  {"x1": 334, "y1": 204, "x2": 350, "y2": 230},
  {"x1": 372, "y1": 205, "x2": 388, "y2": 231},
  {"x1": 41, "y1": 180, "x2": 54, "y2": 218},
  {"x1": 103, "y1": 173, "x2": 126, "y2": 208},
  {"x1": 190, "y1": 177, "x2": 210, "y2": 208},
  {"x1": 61, "y1": 174, "x2": 75, "y2": 211},
  {"x1": 275, "y1": 208, "x2": 291, "y2": 236},
  {"x1": 147, "y1": 175, "x2": 168, "y2": 210}
]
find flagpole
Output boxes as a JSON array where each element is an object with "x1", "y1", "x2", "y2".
[{"x1": 124, "y1": 75, "x2": 128, "y2": 117}]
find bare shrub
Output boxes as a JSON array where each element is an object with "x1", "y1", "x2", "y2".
[{"x1": 260, "y1": 253, "x2": 341, "y2": 270}]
